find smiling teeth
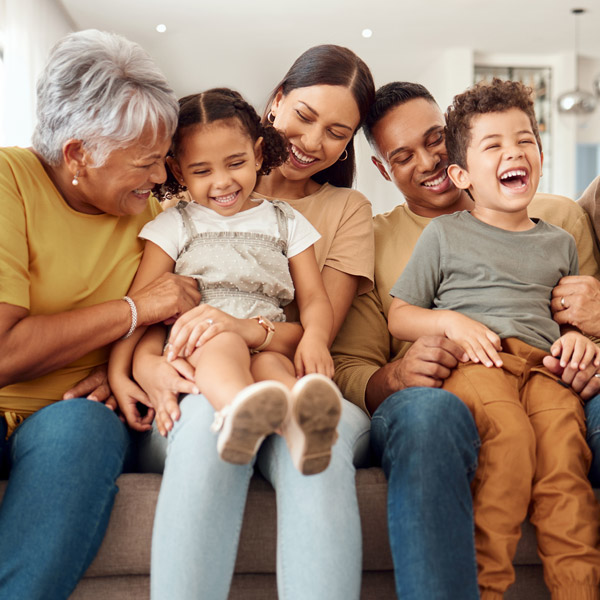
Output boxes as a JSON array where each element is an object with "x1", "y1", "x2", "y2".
[
  {"x1": 500, "y1": 170, "x2": 526, "y2": 180},
  {"x1": 291, "y1": 145, "x2": 316, "y2": 164},
  {"x1": 134, "y1": 188, "x2": 152, "y2": 194},
  {"x1": 422, "y1": 172, "x2": 447, "y2": 187},
  {"x1": 212, "y1": 193, "x2": 236, "y2": 203}
]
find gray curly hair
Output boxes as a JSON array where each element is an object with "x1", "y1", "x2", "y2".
[{"x1": 32, "y1": 29, "x2": 178, "y2": 166}]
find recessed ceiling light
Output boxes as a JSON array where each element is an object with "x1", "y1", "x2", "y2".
[
  {"x1": 156, "y1": 24, "x2": 167, "y2": 33},
  {"x1": 361, "y1": 28, "x2": 373, "y2": 38}
]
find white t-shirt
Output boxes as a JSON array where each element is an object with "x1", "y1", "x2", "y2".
[{"x1": 140, "y1": 198, "x2": 320, "y2": 260}]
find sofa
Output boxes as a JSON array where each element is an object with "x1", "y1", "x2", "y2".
[{"x1": 45, "y1": 469, "x2": 598, "y2": 599}]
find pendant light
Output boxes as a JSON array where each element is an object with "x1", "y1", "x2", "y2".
[{"x1": 557, "y1": 8, "x2": 597, "y2": 114}]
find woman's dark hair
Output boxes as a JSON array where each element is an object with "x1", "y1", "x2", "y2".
[
  {"x1": 161, "y1": 88, "x2": 289, "y2": 197},
  {"x1": 263, "y1": 44, "x2": 375, "y2": 188}
]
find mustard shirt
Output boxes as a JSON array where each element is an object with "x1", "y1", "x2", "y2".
[{"x1": 0, "y1": 147, "x2": 160, "y2": 417}]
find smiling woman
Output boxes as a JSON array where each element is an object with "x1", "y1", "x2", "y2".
[{"x1": 0, "y1": 29, "x2": 201, "y2": 600}]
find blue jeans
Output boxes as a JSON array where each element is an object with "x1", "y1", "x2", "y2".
[
  {"x1": 0, "y1": 398, "x2": 129, "y2": 600},
  {"x1": 370, "y1": 387, "x2": 480, "y2": 600},
  {"x1": 586, "y1": 393, "x2": 600, "y2": 487},
  {"x1": 148, "y1": 393, "x2": 370, "y2": 600}
]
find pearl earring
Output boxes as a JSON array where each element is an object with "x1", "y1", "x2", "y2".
[{"x1": 71, "y1": 171, "x2": 80, "y2": 186}]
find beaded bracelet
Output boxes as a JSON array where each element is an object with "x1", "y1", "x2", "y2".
[{"x1": 122, "y1": 296, "x2": 138, "y2": 340}]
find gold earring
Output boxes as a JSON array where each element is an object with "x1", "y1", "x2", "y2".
[
  {"x1": 338, "y1": 149, "x2": 348, "y2": 162},
  {"x1": 71, "y1": 170, "x2": 80, "y2": 186}
]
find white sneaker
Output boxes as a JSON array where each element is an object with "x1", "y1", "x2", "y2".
[
  {"x1": 211, "y1": 381, "x2": 290, "y2": 465},
  {"x1": 285, "y1": 374, "x2": 342, "y2": 475}
]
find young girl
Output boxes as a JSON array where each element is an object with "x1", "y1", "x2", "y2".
[{"x1": 109, "y1": 88, "x2": 343, "y2": 475}]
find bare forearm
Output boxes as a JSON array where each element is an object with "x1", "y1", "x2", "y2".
[
  {"x1": 134, "y1": 324, "x2": 167, "y2": 360},
  {"x1": 268, "y1": 321, "x2": 304, "y2": 360},
  {"x1": 108, "y1": 325, "x2": 149, "y2": 383},
  {"x1": 0, "y1": 299, "x2": 132, "y2": 387},
  {"x1": 365, "y1": 361, "x2": 405, "y2": 414},
  {"x1": 388, "y1": 304, "x2": 446, "y2": 341},
  {"x1": 300, "y1": 297, "x2": 334, "y2": 347}
]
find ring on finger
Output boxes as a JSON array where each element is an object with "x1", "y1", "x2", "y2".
[
  {"x1": 594, "y1": 373, "x2": 600, "y2": 379},
  {"x1": 560, "y1": 296, "x2": 566, "y2": 308},
  {"x1": 205, "y1": 318, "x2": 214, "y2": 326}
]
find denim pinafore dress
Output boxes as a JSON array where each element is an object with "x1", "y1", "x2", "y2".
[{"x1": 174, "y1": 200, "x2": 295, "y2": 322}]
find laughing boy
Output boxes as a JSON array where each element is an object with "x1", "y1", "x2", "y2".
[{"x1": 387, "y1": 78, "x2": 600, "y2": 600}]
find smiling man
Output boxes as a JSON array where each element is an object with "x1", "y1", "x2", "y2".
[{"x1": 331, "y1": 81, "x2": 600, "y2": 600}]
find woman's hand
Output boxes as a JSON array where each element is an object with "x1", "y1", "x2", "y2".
[
  {"x1": 166, "y1": 305, "x2": 263, "y2": 360},
  {"x1": 129, "y1": 272, "x2": 201, "y2": 327},
  {"x1": 443, "y1": 312, "x2": 503, "y2": 368},
  {"x1": 62, "y1": 364, "x2": 119, "y2": 412}
]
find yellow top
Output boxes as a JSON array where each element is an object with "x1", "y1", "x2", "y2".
[
  {"x1": 0, "y1": 147, "x2": 161, "y2": 417},
  {"x1": 332, "y1": 193, "x2": 600, "y2": 414}
]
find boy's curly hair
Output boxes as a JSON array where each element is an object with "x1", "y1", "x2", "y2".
[
  {"x1": 445, "y1": 78, "x2": 542, "y2": 170},
  {"x1": 160, "y1": 88, "x2": 289, "y2": 198}
]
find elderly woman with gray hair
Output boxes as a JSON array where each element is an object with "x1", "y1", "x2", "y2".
[{"x1": 0, "y1": 29, "x2": 200, "y2": 599}]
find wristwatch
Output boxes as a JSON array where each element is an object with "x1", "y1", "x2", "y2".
[{"x1": 250, "y1": 315, "x2": 275, "y2": 353}]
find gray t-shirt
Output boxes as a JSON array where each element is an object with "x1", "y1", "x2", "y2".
[{"x1": 390, "y1": 211, "x2": 579, "y2": 352}]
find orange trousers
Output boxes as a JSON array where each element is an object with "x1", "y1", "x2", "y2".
[{"x1": 443, "y1": 338, "x2": 600, "y2": 600}]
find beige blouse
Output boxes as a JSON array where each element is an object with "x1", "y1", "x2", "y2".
[{"x1": 252, "y1": 183, "x2": 374, "y2": 295}]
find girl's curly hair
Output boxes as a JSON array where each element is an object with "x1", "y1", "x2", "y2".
[{"x1": 159, "y1": 88, "x2": 289, "y2": 198}]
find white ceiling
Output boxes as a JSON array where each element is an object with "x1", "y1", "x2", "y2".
[
  {"x1": 55, "y1": 0, "x2": 600, "y2": 210},
  {"x1": 58, "y1": 0, "x2": 600, "y2": 109}
]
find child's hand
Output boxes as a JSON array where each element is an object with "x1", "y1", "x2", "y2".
[
  {"x1": 111, "y1": 375, "x2": 155, "y2": 432},
  {"x1": 132, "y1": 352, "x2": 199, "y2": 437},
  {"x1": 443, "y1": 312, "x2": 503, "y2": 368},
  {"x1": 293, "y1": 335, "x2": 334, "y2": 379},
  {"x1": 551, "y1": 331, "x2": 600, "y2": 371}
]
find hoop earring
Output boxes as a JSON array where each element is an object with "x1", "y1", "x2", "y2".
[
  {"x1": 71, "y1": 170, "x2": 80, "y2": 186},
  {"x1": 338, "y1": 149, "x2": 348, "y2": 162},
  {"x1": 267, "y1": 111, "x2": 275, "y2": 124}
]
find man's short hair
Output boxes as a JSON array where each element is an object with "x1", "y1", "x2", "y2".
[
  {"x1": 364, "y1": 82, "x2": 436, "y2": 147},
  {"x1": 445, "y1": 78, "x2": 542, "y2": 170}
]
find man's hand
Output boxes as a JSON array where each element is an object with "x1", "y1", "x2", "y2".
[
  {"x1": 552, "y1": 275, "x2": 600, "y2": 337},
  {"x1": 394, "y1": 335, "x2": 469, "y2": 387},
  {"x1": 543, "y1": 354, "x2": 600, "y2": 401},
  {"x1": 366, "y1": 336, "x2": 468, "y2": 413}
]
